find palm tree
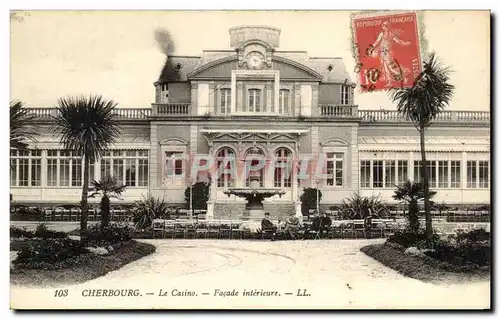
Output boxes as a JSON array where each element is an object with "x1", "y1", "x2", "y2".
[
  {"x1": 50, "y1": 95, "x2": 120, "y2": 234},
  {"x1": 10, "y1": 100, "x2": 37, "y2": 150},
  {"x1": 88, "y1": 175, "x2": 127, "y2": 230},
  {"x1": 393, "y1": 181, "x2": 437, "y2": 234},
  {"x1": 389, "y1": 52, "x2": 455, "y2": 243}
]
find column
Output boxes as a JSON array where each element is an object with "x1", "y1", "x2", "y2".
[
  {"x1": 293, "y1": 83, "x2": 301, "y2": 116},
  {"x1": 149, "y1": 123, "x2": 158, "y2": 195},
  {"x1": 350, "y1": 126, "x2": 359, "y2": 190},
  {"x1": 231, "y1": 71, "x2": 236, "y2": 113},
  {"x1": 274, "y1": 72, "x2": 280, "y2": 113},
  {"x1": 292, "y1": 143, "x2": 302, "y2": 219},
  {"x1": 208, "y1": 83, "x2": 216, "y2": 114},
  {"x1": 237, "y1": 83, "x2": 244, "y2": 113},
  {"x1": 206, "y1": 145, "x2": 216, "y2": 220},
  {"x1": 266, "y1": 83, "x2": 273, "y2": 113}
]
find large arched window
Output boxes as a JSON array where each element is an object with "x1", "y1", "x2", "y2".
[
  {"x1": 216, "y1": 147, "x2": 235, "y2": 187},
  {"x1": 248, "y1": 89, "x2": 262, "y2": 112},
  {"x1": 245, "y1": 147, "x2": 265, "y2": 187},
  {"x1": 274, "y1": 147, "x2": 292, "y2": 188}
]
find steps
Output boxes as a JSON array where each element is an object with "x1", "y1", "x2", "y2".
[{"x1": 213, "y1": 201, "x2": 296, "y2": 221}]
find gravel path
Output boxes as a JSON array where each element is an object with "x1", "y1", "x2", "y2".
[{"x1": 10, "y1": 239, "x2": 490, "y2": 309}]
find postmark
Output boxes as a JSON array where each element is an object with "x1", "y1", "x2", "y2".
[{"x1": 351, "y1": 11, "x2": 423, "y2": 92}]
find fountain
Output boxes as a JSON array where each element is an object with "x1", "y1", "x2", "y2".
[{"x1": 223, "y1": 172, "x2": 286, "y2": 220}]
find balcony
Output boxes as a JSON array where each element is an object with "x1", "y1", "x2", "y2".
[
  {"x1": 359, "y1": 110, "x2": 490, "y2": 123},
  {"x1": 320, "y1": 105, "x2": 358, "y2": 117},
  {"x1": 27, "y1": 107, "x2": 151, "y2": 120},
  {"x1": 151, "y1": 103, "x2": 190, "y2": 116}
]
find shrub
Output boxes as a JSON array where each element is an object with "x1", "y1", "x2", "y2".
[
  {"x1": 86, "y1": 223, "x2": 132, "y2": 246},
  {"x1": 10, "y1": 226, "x2": 35, "y2": 239},
  {"x1": 300, "y1": 188, "x2": 322, "y2": 215},
  {"x1": 184, "y1": 182, "x2": 210, "y2": 210},
  {"x1": 340, "y1": 193, "x2": 388, "y2": 219},
  {"x1": 34, "y1": 223, "x2": 68, "y2": 239},
  {"x1": 13, "y1": 238, "x2": 89, "y2": 269},
  {"x1": 132, "y1": 196, "x2": 170, "y2": 230},
  {"x1": 424, "y1": 242, "x2": 490, "y2": 267},
  {"x1": 387, "y1": 229, "x2": 441, "y2": 249}
]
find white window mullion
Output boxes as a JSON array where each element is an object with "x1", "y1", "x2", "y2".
[
  {"x1": 476, "y1": 160, "x2": 480, "y2": 189},
  {"x1": 370, "y1": 160, "x2": 373, "y2": 188},
  {"x1": 28, "y1": 156, "x2": 32, "y2": 186},
  {"x1": 15, "y1": 158, "x2": 19, "y2": 187}
]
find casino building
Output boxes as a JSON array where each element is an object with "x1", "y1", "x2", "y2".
[{"x1": 10, "y1": 26, "x2": 490, "y2": 219}]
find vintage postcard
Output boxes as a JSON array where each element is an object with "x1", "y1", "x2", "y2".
[{"x1": 9, "y1": 10, "x2": 490, "y2": 310}]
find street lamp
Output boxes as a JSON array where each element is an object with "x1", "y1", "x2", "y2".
[
  {"x1": 315, "y1": 178, "x2": 320, "y2": 213},
  {"x1": 188, "y1": 177, "x2": 194, "y2": 217}
]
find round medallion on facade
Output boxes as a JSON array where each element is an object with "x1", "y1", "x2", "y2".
[{"x1": 246, "y1": 51, "x2": 265, "y2": 70}]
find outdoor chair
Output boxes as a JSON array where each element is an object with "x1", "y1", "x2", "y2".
[
  {"x1": 195, "y1": 221, "x2": 208, "y2": 239},
  {"x1": 207, "y1": 222, "x2": 220, "y2": 239},
  {"x1": 174, "y1": 221, "x2": 187, "y2": 239},
  {"x1": 230, "y1": 222, "x2": 244, "y2": 240},
  {"x1": 184, "y1": 221, "x2": 196, "y2": 239},
  {"x1": 219, "y1": 220, "x2": 232, "y2": 239},
  {"x1": 44, "y1": 208, "x2": 53, "y2": 221},
  {"x1": 341, "y1": 222, "x2": 356, "y2": 239},
  {"x1": 152, "y1": 219, "x2": 165, "y2": 238},
  {"x1": 53, "y1": 207, "x2": 63, "y2": 221},
  {"x1": 353, "y1": 220, "x2": 366, "y2": 238},
  {"x1": 260, "y1": 228, "x2": 276, "y2": 240},
  {"x1": 70, "y1": 207, "x2": 80, "y2": 222},
  {"x1": 61, "y1": 209, "x2": 71, "y2": 221},
  {"x1": 164, "y1": 220, "x2": 176, "y2": 239}
]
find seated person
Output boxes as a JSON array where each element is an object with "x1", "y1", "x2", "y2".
[
  {"x1": 311, "y1": 212, "x2": 322, "y2": 231},
  {"x1": 261, "y1": 213, "x2": 277, "y2": 239},
  {"x1": 283, "y1": 216, "x2": 301, "y2": 239},
  {"x1": 319, "y1": 212, "x2": 332, "y2": 237}
]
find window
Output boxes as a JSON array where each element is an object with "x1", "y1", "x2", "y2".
[
  {"x1": 10, "y1": 149, "x2": 41, "y2": 187},
  {"x1": 414, "y1": 160, "x2": 422, "y2": 183},
  {"x1": 428, "y1": 161, "x2": 437, "y2": 188},
  {"x1": 220, "y1": 88, "x2": 231, "y2": 114},
  {"x1": 361, "y1": 159, "x2": 407, "y2": 188},
  {"x1": 360, "y1": 160, "x2": 371, "y2": 188},
  {"x1": 438, "y1": 161, "x2": 448, "y2": 188},
  {"x1": 71, "y1": 158, "x2": 82, "y2": 186},
  {"x1": 450, "y1": 160, "x2": 461, "y2": 188},
  {"x1": 326, "y1": 153, "x2": 343, "y2": 187},
  {"x1": 340, "y1": 85, "x2": 350, "y2": 105},
  {"x1": 397, "y1": 160, "x2": 408, "y2": 185},
  {"x1": 217, "y1": 147, "x2": 235, "y2": 187},
  {"x1": 467, "y1": 161, "x2": 477, "y2": 188},
  {"x1": 478, "y1": 161, "x2": 489, "y2": 188},
  {"x1": 373, "y1": 160, "x2": 383, "y2": 188},
  {"x1": 245, "y1": 147, "x2": 264, "y2": 187},
  {"x1": 279, "y1": 89, "x2": 290, "y2": 114},
  {"x1": 274, "y1": 148, "x2": 292, "y2": 188},
  {"x1": 100, "y1": 150, "x2": 149, "y2": 187},
  {"x1": 165, "y1": 151, "x2": 184, "y2": 177},
  {"x1": 248, "y1": 89, "x2": 261, "y2": 112},
  {"x1": 384, "y1": 160, "x2": 396, "y2": 187}
]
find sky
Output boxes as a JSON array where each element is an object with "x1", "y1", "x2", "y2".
[{"x1": 10, "y1": 10, "x2": 490, "y2": 110}]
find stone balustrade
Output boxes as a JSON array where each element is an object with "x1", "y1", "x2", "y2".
[
  {"x1": 151, "y1": 103, "x2": 191, "y2": 116},
  {"x1": 27, "y1": 107, "x2": 151, "y2": 119},
  {"x1": 320, "y1": 105, "x2": 359, "y2": 117},
  {"x1": 358, "y1": 110, "x2": 490, "y2": 123}
]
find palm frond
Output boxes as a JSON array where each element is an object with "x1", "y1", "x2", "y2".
[
  {"x1": 88, "y1": 174, "x2": 127, "y2": 198},
  {"x1": 10, "y1": 100, "x2": 38, "y2": 150},
  {"x1": 49, "y1": 95, "x2": 121, "y2": 162},
  {"x1": 389, "y1": 52, "x2": 455, "y2": 128}
]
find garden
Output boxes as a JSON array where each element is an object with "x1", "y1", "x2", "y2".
[{"x1": 10, "y1": 222, "x2": 155, "y2": 287}]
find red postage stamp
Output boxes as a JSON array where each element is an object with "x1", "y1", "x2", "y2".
[{"x1": 352, "y1": 11, "x2": 423, "y2": 92}]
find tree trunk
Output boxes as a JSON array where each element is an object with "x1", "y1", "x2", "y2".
[
  {"x1": 101, "y1": 195, "x2": 110, "y2": 230},
  {"x1": 408, "y1": 199, "x2": 419, "y2": 234},
  {"x1": 80, "y1": 154, "x2": 90, "y2": 238},
  {"x1": 419, "y1": 128, "x2": 433, "y2": 243}
]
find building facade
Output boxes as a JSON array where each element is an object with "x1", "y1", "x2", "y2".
[{"x1": 11, "y1": 26, "x2": 490, "y2": 219}]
